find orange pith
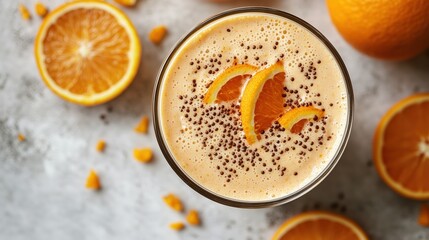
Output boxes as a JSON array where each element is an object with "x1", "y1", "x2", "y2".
[
  {"x1": 373, "y1": 93, "x2": 429, "y2": 200},
  {"x1": 35, "y1": 1, "x2": 141, "y2": 106},
  {"x1": 203, "y1": 64, "x2": 258, "y2": 104},
  {"x1": 241, "y1": 61, "x2": 285, "y2": 144},
  {"x1": 278, "y1": 106, "x2": 324, "y2": 134},
  {"x1": 272, "y1": 211, "x2": 368, "y2": 240}
]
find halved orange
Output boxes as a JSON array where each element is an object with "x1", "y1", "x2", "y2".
[
  {"x1": 203, "y1": 64, "x2": 258, "y2": 104},
  {"x1": 272, "y1": 211, "x2": 368, "y2": 240},
  {"x1": 278, "y1": 106, "x2": 324, "y2": 134},
  {"x1": 241, "y1": 61, "x2": 285, "y2": 144},
  {"x1": 373, "y1": 93, "x2": 429, "y2": 200},
  {"x1": 35, "y1": 0, "x2": 141, "y2": 106}
]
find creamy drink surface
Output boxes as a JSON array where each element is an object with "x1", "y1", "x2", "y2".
[{"x1": 158, "y1": 12, "x2": 348, "y2": 201}]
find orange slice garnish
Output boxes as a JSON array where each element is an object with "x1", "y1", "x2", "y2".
[
  {"x1": 272, "y1": 211, "x2": 368, "y2": 240},
  {"x1": 35, "y1": 1, "x2": 141, "y2": 106},
  {"x1": 241, "y1": 61, "x2": 285, "y2": 144},
  {"x1": 373, "y1": 93, "x2": 429, "y2": 200},
  {"x1": 203, "y1": 64, "x2": 258, "y2": 104},
  {"x1": 278, "y1": 106, "x2": 324, "y2": 134}
]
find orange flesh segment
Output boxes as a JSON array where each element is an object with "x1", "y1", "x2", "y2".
[
  {"x1": 19, "y1": 4, "x2": 31, "y2": 20},
  {"x1": 279, "y1": 219, "x2": 361, "y2": 240},
  {"x1": 85, "y1": 169, "x2": 101, "y2": 190},
  {"x1": 381, "y1": 100, "x2": 429, "y2": 194},
  {"x1": 149, "y1": 25, "x2": 168, "y2": 44},
  {"x1": 134, "y1": 116, "x2": 149, "y2": 133},
  {"x1": 42, "y1": 8, "x2": 131, "y2": 95},
  {"x1": 35, "y1": 2, "x2": 48, "y2": 17},
  {"x1": 163, "y1": 193, "x2": 183, "y2": 212},
  {"x1": 186, "y1": 210, "x2": 200, "y2": 225},
  {"x1": 169, "y1": 222, "x2": 185, "y2": 231},
  {"x1": 290, "y1": 119, "x2": 308, "y2": 134},
  {"x1": 278, "y1": 106, "x2": 324, "y2": 133},
  {"x1": 216, "y1": 74, "x2": 250, "y2": 102},
  {"x1": 254, "y1": 72, "x2": 285, "y2": 134}
]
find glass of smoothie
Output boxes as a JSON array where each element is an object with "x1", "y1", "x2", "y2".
[{"x1": 153, "y1": 7, "x2": 353, "y2": 208}]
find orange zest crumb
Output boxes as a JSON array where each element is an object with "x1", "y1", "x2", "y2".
[
  {"x1": 134, "y1": 116, "x2": 149, "y2": 134},
  {"x1": 96, "y1": 140, "x2": 106, "y2": 152},
  {"x1": 169, "y1": 222, "x2": 185, "y2": 231},
  {"x1": 186, "y1": 210, "x2": 200, "y2": 225},
  {"x1": 114, "y1": 0, "x2": 137, "y2": 7},
  {"x1": 19, "y1": 4, "x2": 31, "y2": 20},
  {"x1": 419, "y1": 203, "x2": 429, "y2": 227},
  {"x1": 133, "y1": 148, "x2": 153, "y2": 163},
  {"x1": 149, "y1": 25, "x2": 168, "y2": 44},
  {"x1": 163, "y1": 193, "x2": 183, "y2": 212},
  {"x1": 85, "y1": 169, "x2": 101, "y2": 190},
  {"x1": 35, "y1": 2, "x2": 48, "y2": 17},
  {"x1": 18, "y1": 133, "x2": 26, "y2": 142}
]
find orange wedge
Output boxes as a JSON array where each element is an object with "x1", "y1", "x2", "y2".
[
  {"x1": 373, "y1": 93, "x2": 429, "y2": 200},
  {"x1": 35, "y1": 1, "x2": 141, "y2": 106},
  {"x1": 241, "y1": 61, "x2": 285, "y2": 144},
  {"x1": 272, "y1": 211, "x2": 368, "y2": 240},
  {"x1": 278, "y1": 106, "x2": 324, "y2": 134},
  {"x1": 203, "y1": 64, "x2": 258, "y2": 104}
]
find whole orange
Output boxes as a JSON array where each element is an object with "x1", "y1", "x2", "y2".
[{"x1": 326, "y1": 0, "x2": 429, "y2": 60}]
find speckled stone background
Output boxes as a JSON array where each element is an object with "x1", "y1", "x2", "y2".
[{"x1": 1, "y1": 0, "x2": 429, "y2": 239}]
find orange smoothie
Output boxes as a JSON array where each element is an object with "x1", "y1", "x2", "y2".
[{"x1": 157, "y1": 11, "x2": 349, "y2": 201}]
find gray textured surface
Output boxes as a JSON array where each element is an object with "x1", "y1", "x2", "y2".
[{"x1": 1, "y1": 0, "x2": 429, "y2": 239}]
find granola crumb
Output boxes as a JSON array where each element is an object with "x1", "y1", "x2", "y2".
[
  {"x1": 35, "y1": 2, "x2": 48, "y2": 17},
  {"x1": 149, "y1": 25, "x2": 168, "y2": 45},
  {"x1": 96, "y1": 140, "x2": 106, "y2": 152},
  {"x1": 163, "y1": 193, "x2": 183, "y2": 212},
  {"x1": 133, "y1": 148, "x2": 153, "y2": 163},
  {"x1": 18, "y1": 133, "x2": 26, "y2": 142},
  {"x1": 419, "y1": 203, "x2": 429, "y2": 227},
  {"x1": 186, "y1": 210, "x2": 200, "y2": 225},
  {"x1": 169, "y1": 222, "x2": 185, "y2": 231},
  {"x1": 134, "y1": 116, "x2": 149, "y2": 134},
  {"x1": 85, "y1": 169, "x2": 101, "y2": 190},
  {"x1": 19, "y1": 4, "x2": 31, "y2": 20}
]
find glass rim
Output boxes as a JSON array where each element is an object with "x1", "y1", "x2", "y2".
[{"x1": 152, "y1": 7, "x2": 354, "y2": 208}]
